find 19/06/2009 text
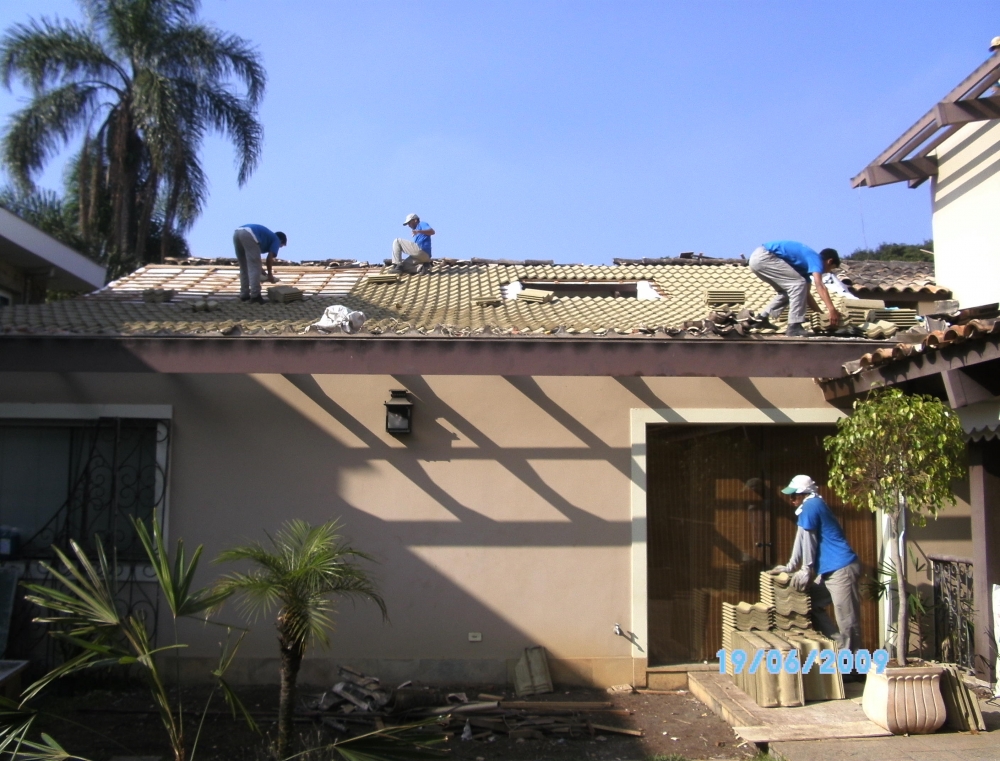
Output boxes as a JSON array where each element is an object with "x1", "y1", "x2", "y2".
[{"x1": 716, "y1": 648, "x2": 889, "y2": 675}]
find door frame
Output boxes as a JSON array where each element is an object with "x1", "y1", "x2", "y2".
[{"x1": 628, "y1": 407, "x2": 846, "y2": 667}]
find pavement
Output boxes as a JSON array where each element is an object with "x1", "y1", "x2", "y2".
[{"x1": 770, "y1": 694, "x2": 1000, "y2": 761}]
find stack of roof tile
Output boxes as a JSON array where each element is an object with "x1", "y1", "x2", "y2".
[
  {"x1": 940, "y1": 664, "x2": 987, "y2": 731},
  {"x1": 759, "y1": 571, "x2": 811, "y2": 629},
  {"x1": 517, "y1": 288, "x2": 554, "y2": 304},
  {"x1": 267, "y1": 285, "x2": 304, "y2": 304}
]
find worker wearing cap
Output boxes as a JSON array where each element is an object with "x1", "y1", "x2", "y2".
[
  {"x1": 233, "y1": 224, "x2": 286, "y2": 303},
  {"x1": 748, "y1": 242, "x2": 841, "y2": 337},
  {"x1": 391, "y1": 214, "x2": 434, "y2": 273},
  {"x1": 771, "y1": 475, "x2": 862, "y2": 654}
]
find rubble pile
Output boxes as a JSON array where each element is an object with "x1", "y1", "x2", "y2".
[{"x1": 300, "y1": 666, "x2": 643, "y2": 742}]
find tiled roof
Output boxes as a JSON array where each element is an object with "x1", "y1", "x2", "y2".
[
  {"x1": 843, "y1": 318, "x2": 1000, "y2": 375},
  {"x1": 838, "y1": 260, "x2": 947, "y2": 296},
  {"x1": 0, "y1": 259, "x2": 933, "y2": 339}
]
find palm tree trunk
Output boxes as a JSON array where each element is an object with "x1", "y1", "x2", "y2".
[
  {"x1": 135, "y1": 168, "x2": 158, "y2": 265},
  {"x1": 161, "y1": 176, "x2": 181, "y2": 263},
  {"x1": 277, "y1": 633, "x2": 304, "y2": 760}
]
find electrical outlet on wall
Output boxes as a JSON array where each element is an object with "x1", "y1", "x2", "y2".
[{"x1": 468, "y1": 632, "x2": 482, "y2": 642}]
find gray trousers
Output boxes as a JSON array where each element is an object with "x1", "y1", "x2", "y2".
[
  {"x1": 748, "y1": 246, "x2": 809, "y2": 325},
  {"x1": 233, "y1": 228, "x2": 263, "y2": 298},
  {"x1": 810, "y1": 560, "x2": 863, "y2": 653},
  {"x1": 392, "y1": 239, "x2": 431, "y2": 273}
]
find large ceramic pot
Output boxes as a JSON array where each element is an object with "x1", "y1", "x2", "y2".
[{"x1": 862, "y1": 665, "x2": 947, "y2": 734}]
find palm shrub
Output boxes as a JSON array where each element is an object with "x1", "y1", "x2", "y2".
[
  {"x1": 0, "y1": 0, "x2": 264, "y2": 275},
  {"x1": 20, "y1": 516, "x2": 256, "y2": 761},
  {"x1": 215, "y1": 520, "x2": 388, "y2": 760},
  {"x1": 824, "y1": 388, "x2": 965, "y2": 665}
]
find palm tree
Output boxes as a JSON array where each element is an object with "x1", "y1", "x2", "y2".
[
  {"x1": 215, "y1": 520, "x2": 388, "y2": 760},
  {"x1": 0, "y1": 0, "x2": 264, "y2": 276}
]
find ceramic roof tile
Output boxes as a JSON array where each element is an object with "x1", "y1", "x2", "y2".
[
  {"x1": 838, "y1": 260, "x2": 947, "y2": 295},
  {"x1": 1, "y1": 258, "x2": 941, "y2": 338}
]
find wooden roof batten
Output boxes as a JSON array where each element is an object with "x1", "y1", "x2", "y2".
[{"x1": 851, "y1": 51, "x2": 1000, "y2": 189}]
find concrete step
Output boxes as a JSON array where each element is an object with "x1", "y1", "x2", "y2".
[{"x1": 646, "y1": 662, "x2": 719, "y2": 690}]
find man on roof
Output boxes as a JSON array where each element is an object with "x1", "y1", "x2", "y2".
[
  {"x1": 748, "y1": 241, "x2": 840, "y2": 337},
  {"x1": 771, "y1": 475, "x2": 862, "y2": 659},
  {"x1": 233, "y1": 224, "x2": 286, "y2": 303},
  {"x1": 391, "y1": 214, "x2": 434, "y2": 273}
]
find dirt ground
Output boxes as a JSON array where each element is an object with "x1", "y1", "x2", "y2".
[{"x1": 27, "y1": 681, "x2": 756, "y2": 761}]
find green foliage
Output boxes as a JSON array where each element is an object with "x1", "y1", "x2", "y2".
[
  {"x1": 21, "y1": 515, "x2": 255, "y2": 761},
  {"x1": 0, "y1": 0, "x2": 264, "y2": 276},
  {"x1": 216, "y1": 519, "x2": 387, "y2": 759},
  {"x1": 284, "y1": 719, "x2": 448, "y2": 761},
  {"x1": 825, "y1": 388, "x2": 965, "y2": 663},
  {"x1": 0, "y1": 698, "x2": 89, "y2": 760},
  {"x1": 848, "y1": 240, "x2": 933, "y2": 262},
  {"x1": 825, "y1": 388, "x2": 964, "y2": 521}
]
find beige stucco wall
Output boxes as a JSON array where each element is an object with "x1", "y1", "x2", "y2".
[
  {"x1": 0, "y1": 371, "x2": 837, "y2": 686},
  {"x1": 932, "y1": 119, "x2": 1000, "y2": 310}
]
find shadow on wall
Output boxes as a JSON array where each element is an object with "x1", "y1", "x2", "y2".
[
  {"x1": 934, "y1": 120, "x2": 1000, "y2": 211},
  {"x1": 161, "y1": 370, "x2": 651, "y2": 680}
]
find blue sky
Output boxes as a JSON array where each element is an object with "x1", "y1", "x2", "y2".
[{"x1": 1, "y1": 1, "x2": 998, "y2": 264}]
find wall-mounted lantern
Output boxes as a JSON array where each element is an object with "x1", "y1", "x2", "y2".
[{"x1": 384, "y1": 389, "x2": 413, "y2": 434}]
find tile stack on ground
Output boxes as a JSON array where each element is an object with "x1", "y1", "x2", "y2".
[
  {"x1": 939, "y1": 664, "x2": 987, "y2": 731},
  {"x1": 760, "y1": 571, "x2": 812, "y2": 629},
  {"x1": 722, "y1": 572, "x2": 845, "y2": 707}
]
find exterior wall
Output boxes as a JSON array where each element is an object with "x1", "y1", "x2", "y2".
[
  {"x1": 906, "y1": 474, "x2": 973, "y2": 659},
  {"x1": 932, "y1": 119, "x2": 1000, "y2": 310},
  {"x1": 0, "y1": 371, "x2": 839, "y2": 687}
]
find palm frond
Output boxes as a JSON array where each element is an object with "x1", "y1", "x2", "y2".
[{"x1": 0, "y1": 18, "x2": 121, "y2": 92}]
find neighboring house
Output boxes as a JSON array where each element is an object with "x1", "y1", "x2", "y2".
[
  {"x1": 823, "y1": 321, "x2": 1000, "y2": 684},
  {"x1": 852, "y1": 48, "x2": 1000, "y2": 311},
  {"x1": 0, "y1": 206, "x2": 106, "y2": 304},
  {"x1": 0, "y1": 256, "x2": 944, "y2": 687}
]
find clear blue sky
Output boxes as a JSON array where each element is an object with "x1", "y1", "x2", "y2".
[{"x1": 2, "y1": 1, "x2": 998, "y2": 264}]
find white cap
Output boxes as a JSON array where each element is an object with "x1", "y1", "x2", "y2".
[
  {"x1": 991, "y1": 36, "x2": 1000, "y2": 52},
  {"x1": 781, "y1": 475, "x2": 817, "y2": 494},
  {"x1": 403, "y1": 213, "x2": 419, "y2": 225}
]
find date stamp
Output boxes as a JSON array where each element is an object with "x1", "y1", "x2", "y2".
[{"x1": 716, "y1": 647, "x2": 889, "y2": 675}]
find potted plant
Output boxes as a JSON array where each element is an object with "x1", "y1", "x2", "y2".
[{"x1": 825, "y1": 388, "x2": 965, "y2": 734}]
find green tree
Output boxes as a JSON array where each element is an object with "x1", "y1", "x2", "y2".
[
  {"x1": 848, "y1": 240, "x2": 934, "y2": 262},
  {"x1": 20, "y1": 516, "x2": 256, "y2": 761},
  {"x1": 0, "y1": 0, "x2": 264, "y2": 277},
  {"x1": 215, "y1": 520, "x2": 388, "y2": 760},
  {"x1": 824, "y1": 389, "x2": 965, "y2": 665}
]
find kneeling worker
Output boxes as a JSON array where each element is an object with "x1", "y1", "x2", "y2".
[
  {"x1": 749, "y1": 241, "x2": 841, "y2": 337},
  {"x1": 771, "y1": 475, "x2": 862, "y2": 654},
  {"x1": 392, "y1": 213, "x2": 434, "y2": 273}
]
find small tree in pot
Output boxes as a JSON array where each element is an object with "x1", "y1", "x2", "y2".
[{"x1": 825, "y1": 388, "x2": 965, "y2": 666}]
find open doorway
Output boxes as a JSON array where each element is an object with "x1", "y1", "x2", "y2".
[{"x1": 645, "y1": 424, "x2": 877, "y2": 666}]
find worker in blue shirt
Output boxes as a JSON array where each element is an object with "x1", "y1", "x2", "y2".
[
  {"x1": 771, "y1": 475, "x2": 862, "y2": 655},
  {"x1": 233, "y1": 224, "x2": 286, "y2": 303},
  {"x1": 749, "y1": 241, "x2": 841, "y2": 337},
  {"x1": 391, "y1": 214, "x2": 434, "y2": 273}
]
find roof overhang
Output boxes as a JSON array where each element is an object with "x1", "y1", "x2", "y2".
[
  {"x1": 820, "y1": 334, "x2": 1000, "y2": 403},
  {"x1": 0, "y1": 207, "x2": 106, "y2": 291},
  {"x1": 0, "y1": 335, "x2": 894, "y2": 378},
  {"x1": 852, "y1": 51, "x2": 1000, "y2": 189}
]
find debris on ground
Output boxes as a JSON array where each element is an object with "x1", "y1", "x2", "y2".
[{"x1": 301, "y1": 665, "x2": 645, "y2": 743}]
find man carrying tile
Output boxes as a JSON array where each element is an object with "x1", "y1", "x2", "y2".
[
  {"x1": 233, "y1": 224, "x2": 287, "y2": 303},
  {"x1": 748, "y1": 241, "x2": 841, "y2": 337},
  {"x1": 391, "y1": 214, "x2": 434, "y2": 273},
  {"x1": 771, "y1": 475, "x2": 863, "y2": 658}
]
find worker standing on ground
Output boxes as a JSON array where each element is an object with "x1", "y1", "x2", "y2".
[
  {"x1": 771, "y1": 475, "x2": 862, "y2": 657},
  {"x1": 233, "y1": 224, "x2": 286, "y2": 303},
  {"x1": 391, "y1": 214, "x2": 434, "y2": 273},
  {"x1": 748, "y1": 241, "x2": 841, "y2": 337}
]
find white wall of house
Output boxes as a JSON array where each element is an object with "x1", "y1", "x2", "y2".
[{"x1": 932, "y1": 119, "x2": 1000, "y2": 310}]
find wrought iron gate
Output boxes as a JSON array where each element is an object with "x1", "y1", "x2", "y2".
[
  {"x1": 930, "y1": 554, "x2": 975, "y2": 669},
  {"x1": 2, "y1": 417, "x2": 168, "y2": 671}
]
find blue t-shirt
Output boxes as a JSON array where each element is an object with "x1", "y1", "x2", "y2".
[
  {"x1": 797, "y1": 494, "x2": 858, "y2": 575},
  {"x1": 763, "y1": 241, "x2": 823, "y2": 279},
  {"x1": 413, "y1": 221, "x2": 432, "y2": 254},
  {"x1": 242, "y1": 224, "x2": 282, "y2": 256}
]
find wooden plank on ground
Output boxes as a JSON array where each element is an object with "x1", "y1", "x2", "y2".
[
  {"x1": 588, "y1": 723, "x2": 644, "y2": 737},
  {"x1": 688, "y1": 672, "x2": 760, "y2": 727},
  {"x1": 500, "y1": 701, "x2": 612, "y2": 711},
  {"x1": 733, "y1": 721, "x2": 891, "y2": 743}
]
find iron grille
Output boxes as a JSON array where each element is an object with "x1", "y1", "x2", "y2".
[
  {"x1": 2, "y1": 417, "x2": 168, "y2": 672},
  {"x1": 930, "y1": 554, "x2": 975, "y2": 670}
]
